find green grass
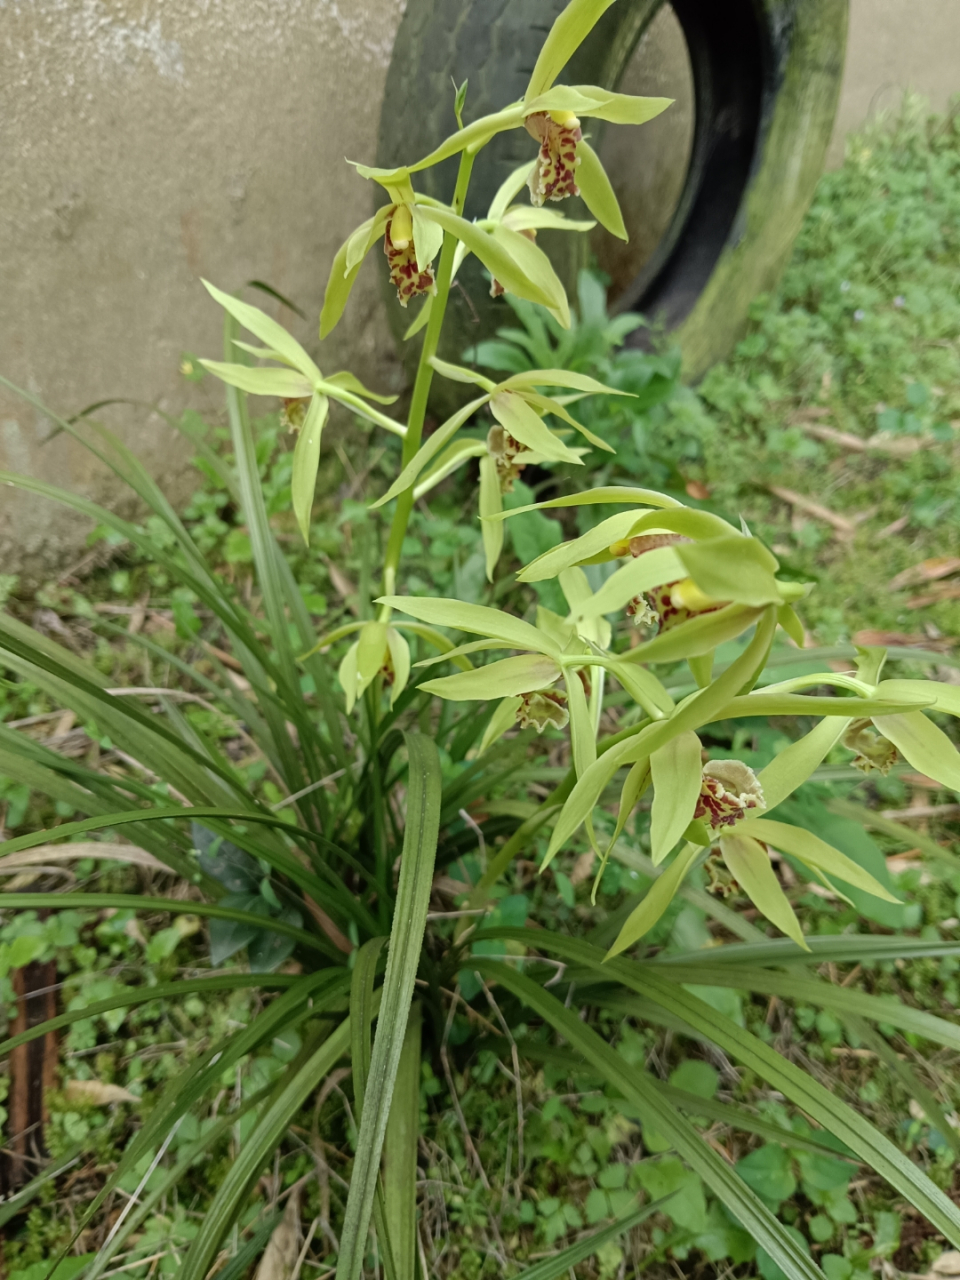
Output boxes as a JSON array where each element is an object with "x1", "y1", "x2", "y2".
[
  {"x1": 3, "y1": 99, "x2": 960, "y2": 1280},
  {"x1": 693, "y1": 98, "x2": 960, "y2": 643}
]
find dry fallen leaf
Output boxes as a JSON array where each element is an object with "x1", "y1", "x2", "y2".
[
  {"x1": 852, "y1": 629, "x2": 953, "y2": 652},
  {"x1": 907, "y1": 583, "x2": 960, "y2": 609},
  {"x1": 768, "y1": 485, "x2": 856, "y2": 534},
  {"x1": 255, "y1": 1187, "x2": 301, "y2": 1280},
  {"x1": 889, "y1": 556, "x2": 960, "y2": 592},
  {"x1": 569, "y1": 850, "x2": 596, "y2": 887},
  {"x1": 0, "y1": 842, "x2": 166, "y2": 873},
  {"x1": 930, "y1": 1251, "x2": 960, "y2": 1277},
  {"x1": 65, "y1": 1080, "x2": 139, "y2": 1106},
  {"x1": 876, "y1": 513, "x2": 910, "y2": 540}
]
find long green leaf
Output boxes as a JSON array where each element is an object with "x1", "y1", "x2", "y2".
[
  {"x1": 650, "y1": 963, "x2": 960, "y2": 1052},
  {"x1": 475, "y1": 961, "x2": 826, "y2": 1280},
  {"x1": 383, "y1": 1003, "x2": 423, "y2": 1280},
  {"x1": 654, "y1": 934, "x2": 960, "y2": 967},
  {"x1": 335, "y1": 734, "x2": 441, "y2": 1280},
  {"x1": 650, "y1": 1084, "x2": 855, "y2": 1160},
  {"x1": 843, "y1": 1014, "x2": 960, "y2": 1158},
  {"x1": 350, "y1": 938, "x2": 399, "y2": 1280},
  {"x1": 83, "y1": 1104, "x2": 261, "y2": 1280},
  {"x1": 43, "y1": 972, "x2": 348, "y2": 1278},
  {"x1": 0, "y1": 972, "x2": 297, "y2": 1058},
  {"x1": 178, "y1": 1020, "x2": 352, "y2": 1280},
  {"x1": 514, "y1": 1199, "x2": 667, "y2": 1280},
  {"x1": 485, "y1": 932, "x2": 960, "y2": 1245},
  {"x1": 0, "y1": 893, "x2": 334, "y2": 958},
  {"x1": 0, "y1": 1146, "x2": 84, "y2": 1229}
]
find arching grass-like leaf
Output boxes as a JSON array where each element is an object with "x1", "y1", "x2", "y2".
[
  {"x1": 474, "y1": 960, "x2": 826, "y2": 1280},
  {"x1": 479, "y1": 932, "x2": 960, "y2": 1247},
  {"x1": 0, "y1": 893, "x2": 335, "y2": 958},
  {"x1": 177, "y1": 1020, "x2": 353, "y2": 1280},
  {"x1": 335, "y1": 734, "x2": 441, "y2": 1280}
]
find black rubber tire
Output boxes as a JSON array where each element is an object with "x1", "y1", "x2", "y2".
[{"x1": 377, "y1": 0, "x2": 848, "y2": 384}]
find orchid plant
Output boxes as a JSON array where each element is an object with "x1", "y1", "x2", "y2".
[
  {"x1": 193, "y1": 1, "x2": 960, "y2": 1269},
  {"x1": 7, "y1": 2, "x2": 960, "y2": 1278},
  {"x1": 194, "y1": 0, "x2": 960, "y2": 1260}
]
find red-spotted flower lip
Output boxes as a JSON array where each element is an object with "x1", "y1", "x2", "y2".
[
  {"x1": 695, "y1": 760, "x2": 765, "y2": 829},
  {"x1": 384, "y1": 206, "x2": 437, "y2": 307},
  {"x1": 525, "y1": 111, "x2": 582, "y2": 207}
]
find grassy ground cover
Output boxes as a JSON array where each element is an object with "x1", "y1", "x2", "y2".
[{"x1": 1, "y1": 99, "x2": 960, "y2": 1280}]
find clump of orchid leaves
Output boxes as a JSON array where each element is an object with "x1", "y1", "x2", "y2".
[{"x1": 26, "y1": 0, "x2": 955, "y2": 1275}]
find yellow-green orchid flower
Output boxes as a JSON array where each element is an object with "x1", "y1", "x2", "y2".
[
  {"x1": 359, "y1": 0, "x2": 671, "y2": 240},
  {"x1": 403, "y1": 160, "x2": 596, "y2": 340},
  {"x1": 371, "y1": 362, "x2": 628, "y2": 578},
  {"x1": 199, "y1": 281, "x2": 404, "y2": 544},
  {"x1": 486, "y1": 485, "x2": 813, "y2": 675},
  {"x1": 377, "y1": 582, "x2": 608, "y2": 770},
  {"x1": 383, "y1": 201, "x2": 439, "y2": 307},
  {"x1": 335, "y1": 621, "x2": 411, "y2": 717},
  {"x1": 320, "y1": 180, "x2": 572, "y2": 339}
]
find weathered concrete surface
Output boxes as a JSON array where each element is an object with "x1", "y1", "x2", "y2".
[
  {"x1": 827, "y1": 0, "x2": 960, "y2": 166},
  {"x1": 1, "y1": 0, "x2": 958, "y2": 572},
  {"x1": 0, "y1": 0, "x2": 407, "y2": 577}
]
